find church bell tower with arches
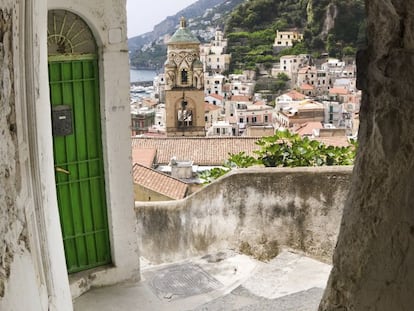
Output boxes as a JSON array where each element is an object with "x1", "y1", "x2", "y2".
[{"x1": 165, "y1": 17, "x2": 205, "y2": 137}]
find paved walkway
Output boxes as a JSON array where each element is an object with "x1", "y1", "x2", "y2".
[{"x1": 74, "y1": 250, "x2": 331, "y2": 311}]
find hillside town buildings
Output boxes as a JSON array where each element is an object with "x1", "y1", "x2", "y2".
[
  {"x1": 204, "y1": 102, "x2": 223, "y2": 129},
  {"x1": 272, "y1": 54, "x2": 310, "y2": 85},
  {"x1": 204, "y1": 74, "x2": 227, "y2": 96},
  {"x1": 131, "y1": 25, "x2": 360, "y2": 180},
  {"x1": 132, "y1": 23, "x2": 361, "y2": 141}
]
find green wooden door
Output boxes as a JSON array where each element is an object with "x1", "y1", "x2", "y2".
[{"x1": 49, "y1": 55, "x2": 111, "y2": 273}]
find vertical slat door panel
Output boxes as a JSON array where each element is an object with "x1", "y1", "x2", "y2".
[{"x1": 49, "y1": 56, "x2": 111, "y2": 273}]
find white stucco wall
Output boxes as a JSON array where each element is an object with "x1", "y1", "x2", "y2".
[{"x1": 2, "y1": 0, "x2": 139, "y2": 309}]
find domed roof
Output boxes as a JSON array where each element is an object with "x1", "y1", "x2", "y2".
[
  {"x1": 168, "y1": 17, "x2": 200, "y2": 45},
  {"x1": 193, "y1": 60, "x2": 203, "y2": 68}
]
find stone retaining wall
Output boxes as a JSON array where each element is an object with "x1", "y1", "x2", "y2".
[{"x1": 135, "y1": 166, "x2": 352, "y2": 264}]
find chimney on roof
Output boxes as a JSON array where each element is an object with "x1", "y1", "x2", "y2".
[
  {"x1": 170, "y1": 159, "x2": 193, "y2": 179},
  {"x1": 170, "y1": 156, "x2": 177, "y2": 166}
]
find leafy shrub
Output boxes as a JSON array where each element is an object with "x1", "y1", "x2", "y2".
[
  {"x1": 226, "y1": 152, "x2": 258, "y2": 168},
  {"x1": 254, "y1": 131, "x2": 356, "y2": 167},
  {"x1": 198, "y1": 131, "x2": 357, "y2": 183},
  {"x1": 198, "y1": 167, "x2": 229, "y2": 184}
]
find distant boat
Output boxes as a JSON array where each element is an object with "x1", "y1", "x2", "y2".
[
  {"x1": 130, "y1": 85, "x2": 145, "y2": 93},
  {"x1": 145, "y1": 86, "x2": 154, "y2": 94}
]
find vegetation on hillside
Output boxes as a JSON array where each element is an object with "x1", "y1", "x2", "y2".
[
  {"x1": 129, "y1": 43, "x2": 167, "y2": 70},
  {"x1": 198, "y1": 130, "x2": 357, "y2": 184},
  {"x1": 226, "y1": 0, "x2": 307, "y2": 32},
  {"x1": 254, "y1": 73, "x2": 290, "y2": 97},
  {"x1": 227, "y1": 29, "x2": 277, "y2": 70},
  {"x1": 225, "y1": 0, "x2": 365, "y2": 72}
]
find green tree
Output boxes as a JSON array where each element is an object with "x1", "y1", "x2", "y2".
[
  {"x1": 342, "y1": 46, "x2": 356, "y2": 56},
  {"x1": 277, "y1": 72, "x2": 290, "y2": 81}
]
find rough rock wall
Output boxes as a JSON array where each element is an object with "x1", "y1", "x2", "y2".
[
  {"x1": 321, "y1": 3, "x2": 338, "y2": 37},
  {"x1": 320, "y1": 1, "x2": 414, "y2": 310},
  {"x1": 0, "y1": 8, "x2": 24, "y2": 298}
]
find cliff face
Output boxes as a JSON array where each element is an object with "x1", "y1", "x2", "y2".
[{"x1": 319, "y1": 1, "x2": 414, "y2": 310}]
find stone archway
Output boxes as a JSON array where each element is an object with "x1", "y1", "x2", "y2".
[{"x1": 47, "y1": 9, "x2": 112, "y2": 274}]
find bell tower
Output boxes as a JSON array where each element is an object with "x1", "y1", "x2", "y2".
[{"x1": 165, "y1": 17, "x2": 205, "y2": 137}]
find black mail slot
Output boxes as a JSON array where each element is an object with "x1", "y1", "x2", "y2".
[{"x1": 52, "y1": 105, "x2": 73, "y2": 136}]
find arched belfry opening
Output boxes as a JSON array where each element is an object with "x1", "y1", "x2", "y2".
[
  {"x1": 47, "y1": 9, "x2": 111, "y2": 274},
  {"x1": 181, "y1": 68, "x2": 188, "y2": 84},
  {"x1": 177, "y1": 94, "x2": 194, "y2": 128}
]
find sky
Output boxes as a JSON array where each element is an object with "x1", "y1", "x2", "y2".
[{"x1": 126, "y1": 0, "x2": 197, "y2": 38}]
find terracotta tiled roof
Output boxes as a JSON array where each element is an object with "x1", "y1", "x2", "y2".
[
  {"x1": 142, "y1": 98, "x2": 157, "y2": 107},
  {"x1": 132, "y1": 148, "x2": 157, "y2": 167},
  {"x1": 300, "y1": 83, "x2": 314, "y2": 90},
  {"x1": 314, "y1": 136, "x2": 350, "y2": 147},
  {"x1": 143, "y1": 131, "x2": 167, "y2": 137},
  {"x1": 207, "y1": 93, "x2": 224, "y2": 101},
  {"x1": 294, "y1": 122, "x2": 323, "y2": 136},
  {"x1": 298, "y1": 66, "x2": 313, "y2": 74},
  {"x1": 329, "y1": 87, "x2": 349, "y2": 95},
  {"x1": 133, "y1": 163, "x2": 188, "y2": 200},
  {"x1": 132, "y1": 137, "x2": 262, "y2": 165},
  {"x1": 230, "y1": 95, "x2": 252, "y2": 102},
  {"x1": 283, "y1": 90, "x2": 306, "y2": 101},
  {"x1": 205, "y1": 102, "x2": 221, "y2": 112}
]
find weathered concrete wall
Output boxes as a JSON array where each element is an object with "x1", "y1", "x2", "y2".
[
  {"x1": 136, "y1": 166, "x2": 352, "y2": 264},
  {"x1": 320, "y1": 1, "x2": 414, "y2": 310},
  {"x1": 0, "y1": 3, "x2": 62, "y2": 310}
]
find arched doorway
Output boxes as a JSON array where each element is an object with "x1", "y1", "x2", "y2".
[{"x1": 47, "y1": 10, "x2": 111, "y2": 273}]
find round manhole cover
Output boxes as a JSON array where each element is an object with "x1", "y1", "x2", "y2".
[{"x1": 150, "y1": 263, "x2": 221, "y2": 300}]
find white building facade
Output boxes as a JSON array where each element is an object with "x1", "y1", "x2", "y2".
[
  {"x1": 204, "y1": 74, "x2": 227, "y2": 96},
  {"x1": 200, "y1": 29, "x2": 231, "y2": 74}
]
